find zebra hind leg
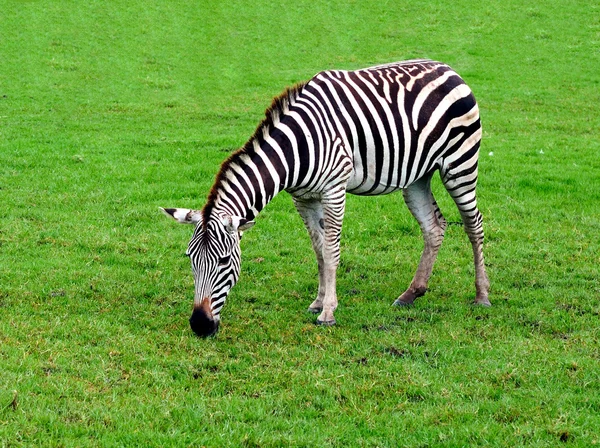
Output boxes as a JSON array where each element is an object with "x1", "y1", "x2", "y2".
[
  {"x1": 394, "y1": 174, "x2": 447, "y2": 306},
  {"x1": 441, "y1": 160, "x2": 491, "y2": 306},
  {"x1": 293, "y1": 198, "x2": 326, "y2": 314}
]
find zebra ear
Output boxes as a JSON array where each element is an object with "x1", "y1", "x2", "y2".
[
  {"x1": 222, "y1": 215, "x2": 255, "y2": 234},
  {"x1": 238, "y1": 219, "x2": 256, "y2": 232},
  {"x1": 161, "y1": 208, "x2": 202, "y2": 225}
]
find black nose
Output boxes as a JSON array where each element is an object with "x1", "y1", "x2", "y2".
[{"x1": 189, "y1": 307, "x2": 219, "y2": 337}]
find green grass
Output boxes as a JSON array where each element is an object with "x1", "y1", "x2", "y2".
[{"x1": 1, "y1": 0, "x2": 599, "y2": 446}]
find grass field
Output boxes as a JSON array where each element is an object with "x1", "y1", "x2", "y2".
[{"x1": 1, "y1": 0, "x2": 599, "y2": 446}]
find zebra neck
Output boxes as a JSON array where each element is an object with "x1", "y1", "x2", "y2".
[
  {"x1": 203, "y1": 82, "x2": 307, "y2": 223},
  {"x1": 203, "y1": 138, "x2": 291, "y2": 222}
]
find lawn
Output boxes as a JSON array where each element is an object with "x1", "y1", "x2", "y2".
[{"x1": 1, "y1": 0, "x2": 599, "y2": 446}]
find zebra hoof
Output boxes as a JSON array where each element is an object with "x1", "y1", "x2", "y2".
[
  {"x1": 316, "y1": 318, "x2": 336, "y2": 326},
  {"x1": 473, "y1": 298, "x2": 492, "y2": 307},
  {"x1": 392, "y1": 298, "x2": 414, "y2": 307},
  {"x1": 308, "y1": 306, "x2": 322, "y2": 314}
]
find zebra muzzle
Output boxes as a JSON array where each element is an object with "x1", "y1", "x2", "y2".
[{"x1": 189, "y1": 298, "x2": 219, "y2": 337}]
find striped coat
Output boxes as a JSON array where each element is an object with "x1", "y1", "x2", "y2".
[{"x1": 163, "y1": 60, "x2": 490, "y2": 337}]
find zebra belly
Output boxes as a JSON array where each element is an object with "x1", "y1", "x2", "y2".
[
  {"x1": 345, "y1": 155, "x2": 411, "y2": 196},
  {"x1": 346, "y1": 175, "x2": 405, "y2": 196}
]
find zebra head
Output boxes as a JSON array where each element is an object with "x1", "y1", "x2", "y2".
[{"x1": 161, "y1": 208, "x2": 255, "y2": 337}]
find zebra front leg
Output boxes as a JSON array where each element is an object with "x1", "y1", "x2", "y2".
[
  {"x1": 315, "y1": 187, "x2": 347, "y2": 325},
  {"x1": 293, "y1": 198, "x2": 326, "y2": 313},
  {"x1": 394, "y1": 174, "x2": 447, "y2": 306}
]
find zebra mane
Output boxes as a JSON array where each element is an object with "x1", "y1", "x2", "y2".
[
  {"x1": 202, "y1": 81, "x2": 308, "y2": 225},
  {"x1": 243, "y1": 81, "x2": 307, "y2": 154}
]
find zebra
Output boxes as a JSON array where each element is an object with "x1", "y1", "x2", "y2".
[{"x1": 162, "y1": 59, "x2": 490, "y2": 337}]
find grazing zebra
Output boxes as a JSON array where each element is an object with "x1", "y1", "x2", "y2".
[{"x1": 162, "y1": 59, "x2": 490, "y2": 337}]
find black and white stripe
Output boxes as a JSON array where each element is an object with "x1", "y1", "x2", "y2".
[{"x1": 164, "y1": 59, "x2": 490, "y2": 336}]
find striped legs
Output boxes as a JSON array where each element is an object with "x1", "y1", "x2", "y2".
[
  {"x1": 293, "y1": 197, "x2": 326, "y2": 314},
  {"x1": 441, "y1": 164, "x2": 491, "y2": 306},
  {"x1": 294, "y1": 186, "x2": 347, "y2": 325},
  {"x1": 394, "y1": 174, "x2": 447, "y2": 306}
]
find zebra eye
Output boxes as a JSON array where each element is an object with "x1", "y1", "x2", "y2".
[{"x1": 218, "y1": 255, "x2": 231, "y2": 266}]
